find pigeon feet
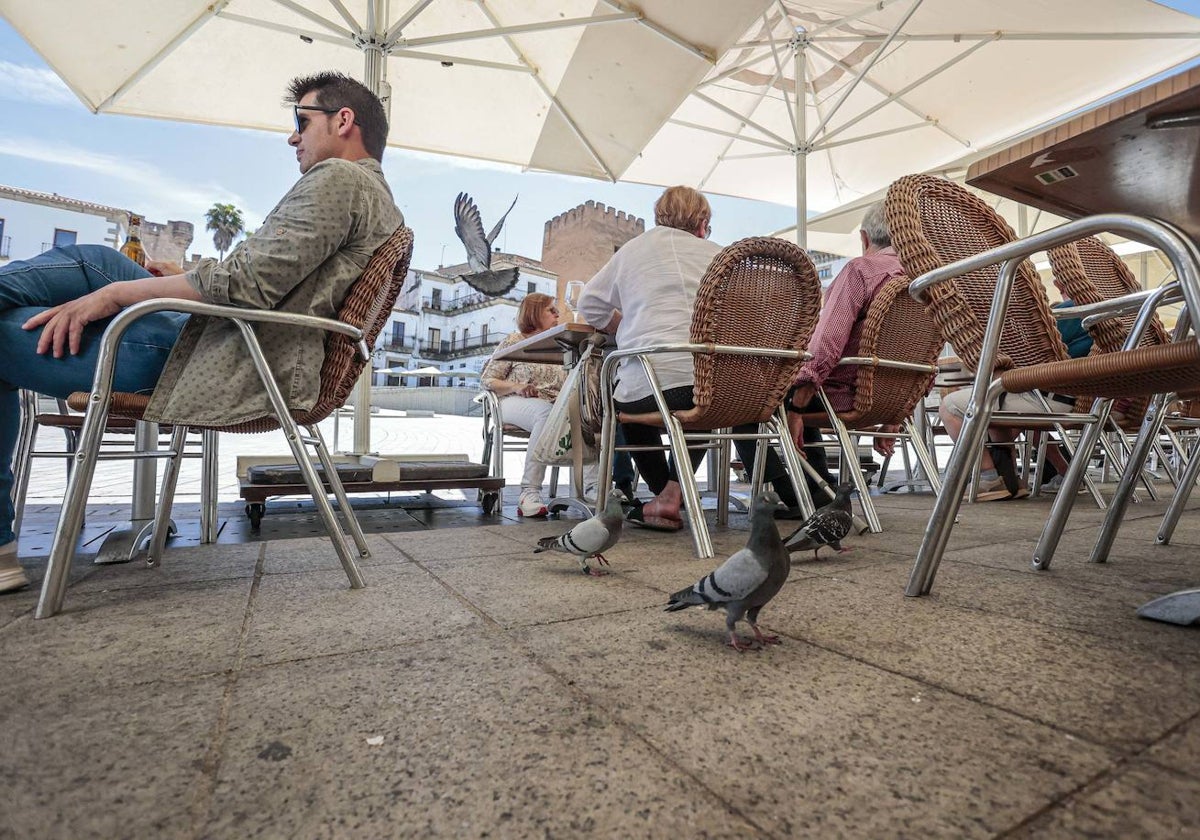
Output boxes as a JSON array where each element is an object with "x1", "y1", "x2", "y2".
[
  {"x1": 749, "y1": 625, "x2": 782, "y2": 646},
  {"x1": 726, "y1": 633, "x2": 759, "y2": 652},
  {"x1": 583, "y1": 566, "x2": 610, "y2": 577}
]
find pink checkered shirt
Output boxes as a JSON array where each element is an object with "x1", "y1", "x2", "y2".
[{"x1": 794, "y1": 246, "x2": 905, "y2": 412}]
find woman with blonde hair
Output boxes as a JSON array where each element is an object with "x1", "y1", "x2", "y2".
[{"x1": 481, "y1": 292, "x2": 586, "y2": 517}]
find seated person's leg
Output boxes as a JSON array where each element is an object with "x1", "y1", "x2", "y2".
[
  {"x1": 730, "y1": 431, "x2": 802, "y2": 510},
  {"x1": 611, "y1": 427, "x2": 638, "y2": 501},
  {"x1": 497, "y1": 394, "x2": 554, "y2": 516},
  {"x1": 941, "y1": 387, "x2": 1038, "y2": 499},
  {"x1": 0, "y1": 287, "x2": 185, "y2": 591},
  {"x1": 0, "y1": 244, "x2": 151, "y2": 309},
  {"x1": 615, "y1": 386, "x2": 703, "y2": 527}
]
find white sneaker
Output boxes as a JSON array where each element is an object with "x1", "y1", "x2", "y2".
[
  {"x1": 0, "y1": 542, "x2": 30, "y2": 594},
  {"x1": 517, "y1": 491, "x2": 549, "y2": 518}
]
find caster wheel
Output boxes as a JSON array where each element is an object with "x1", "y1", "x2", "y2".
[
  {"x1": 480, "y1": 491, "x2": 499, "y2": 515},
  {"x1": 245, "y1": 503, "x2": 265, "y2": 529}
]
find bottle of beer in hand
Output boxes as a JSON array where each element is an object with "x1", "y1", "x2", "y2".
[{"x1": 120, "y1": 213, "x2": 147, "y2": 267}]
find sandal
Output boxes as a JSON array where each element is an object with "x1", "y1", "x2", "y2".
[{"x1": 625, "y1": 506, "x2": 683, "y2": 532}]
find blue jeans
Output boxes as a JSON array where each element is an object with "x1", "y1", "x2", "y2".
[{"x1": 0, "y1": 245, "x2": 188, "y2": 546}]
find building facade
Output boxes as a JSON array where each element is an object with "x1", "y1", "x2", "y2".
[
  {"x1": 0, "y1": 184, "x2": 194, "y2": 266},
  {"x1": 373, "y1": 253, "x2": 559, "y2": 387}
]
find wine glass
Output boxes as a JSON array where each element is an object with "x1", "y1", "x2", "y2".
[{"x1": 564, "y1": 281, "x2": 585, "y2": 323}]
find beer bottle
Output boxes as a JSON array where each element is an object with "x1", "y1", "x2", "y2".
[{"x1": 120, "y1": 213, "x2": 147, "y2": 267}]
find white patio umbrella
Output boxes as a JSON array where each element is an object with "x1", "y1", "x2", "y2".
[
  {"x1": 622, "y1": 0, "x2": 1200, "y2": 246},
  {"x1": 0, "y1": 0, "x2": 771, "y2": 451}
]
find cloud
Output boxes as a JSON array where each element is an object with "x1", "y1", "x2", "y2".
[
  {"x1": 0, "y1": 133, "x2": 264, "y2": 226},
  {"x1": 0, "y1": 60, "x2": 77, "y2": 107}
]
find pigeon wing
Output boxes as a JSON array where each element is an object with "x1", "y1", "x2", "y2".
[
  {"x1": 485, "y1": 194, "x2": 519, "y2": 246},
  {"x1": 547, "y1": 516, "x2": 611, "y2": 557},
  {"x1": 692, "y1": 547, "x2": 769, "y2": 604},
  {"x1": 453, "y1": 192, "x2": 491, "y2": 274}
]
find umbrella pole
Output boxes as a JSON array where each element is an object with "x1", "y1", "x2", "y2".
[
  {"x1": 351, "y1": 30, "x2": 387, "y2": 456},
  {"x1": 794, "y1": 41, "x2": 807, "y2": 250}
]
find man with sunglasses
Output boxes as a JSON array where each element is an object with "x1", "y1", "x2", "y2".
[{"x1": 0, "y1": 71, "x2": 403, "y2": 593}]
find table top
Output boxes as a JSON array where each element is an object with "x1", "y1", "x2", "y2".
[
  {"x1": 489, "y1": 322, "x2": 602, "y2": 364},
  {"x1": 966, "y1": 65, "x2": 1200, "y2": 241}
]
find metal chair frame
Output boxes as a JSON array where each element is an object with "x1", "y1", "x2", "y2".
[
  {"x1": 903, "y1": 212, "x2": 1200, "y2": 598},
  {"x1": 35, "y1": 299, "x2": 383, "y2": 619}
]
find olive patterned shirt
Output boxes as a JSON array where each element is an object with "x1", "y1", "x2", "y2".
[{"x1": 144, "y1": 158, "x2": 404, "y2": 426}]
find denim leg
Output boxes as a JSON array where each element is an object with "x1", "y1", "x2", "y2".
[
  {"x1": 0, "y1": 245, "x2": 188, "y2": 546},
  {"x1": 0, "y1": 244, "x2": 151, "y2": 307},
  {"x1": 0, "y1": 386, "x2": 16, "y2": 546}
]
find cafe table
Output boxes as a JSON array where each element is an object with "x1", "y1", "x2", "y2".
[{"x1": 966, "y1": 65, "x2": 1200, "y2": 625}]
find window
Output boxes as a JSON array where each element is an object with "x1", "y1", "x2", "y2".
[
  {"x1": 526, "y1": 281, "x2": 536, "y2": 294},
  {"x1": 431, "y1": 288, "x2": 442, "y2": 308},
  {"x1": 53, "y1": 228, "x2": 77, "y2": 248},
  {"x1": 391, "y1": 321, "x2": 405, "y2": 344},
  {"x1": 480, "y1": 324, "x2": 488, "y2": 343},
  {"x1": 427, "y1": 327, "x2": 441, "y2": 347},
  {"x1": 0, "y1": 218, "x2": 6, "y2": 258},
  {"x1": 450, "y1": 329, "x2": 458, "y2": 349}
]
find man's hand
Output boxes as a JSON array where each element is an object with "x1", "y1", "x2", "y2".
[
  {"x1": 23, "y1": 286, "x2": 122, "y2": 358},
  {"x1": 788, "y1": 382, "x2": 817, "y2": 413},
  {"x1": 873, "y1": 424, "x2": 901, "y2": 456},
  {"x1": 145, "y1": 259, "x2": 184, "y2": 277},
  {"x1": 786, "y1": 411, "x2": 807, "y2": 451}
]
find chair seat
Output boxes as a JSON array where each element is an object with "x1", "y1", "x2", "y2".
[
  {"x1": 1000, "y1": 340, "x2": 1200, "y2": 399},
  {"x1": 36, "y1": 412, "x2": 140, "y2": 431},
  {"x1": 67, "y1": 391, "x2": 151, "y2": 419}
]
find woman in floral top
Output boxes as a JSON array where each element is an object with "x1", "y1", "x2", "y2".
[{"x1": 481, "y1": 293, "x2": 579, "y2": 517}]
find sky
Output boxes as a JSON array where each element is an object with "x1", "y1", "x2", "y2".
[{"x1": 2, "y1": 2, "x2": 1199, "y2": 270}]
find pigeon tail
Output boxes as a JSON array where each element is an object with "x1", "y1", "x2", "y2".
[{"x1": 459, "y1": 267, "x2": 520, "y2": 297}]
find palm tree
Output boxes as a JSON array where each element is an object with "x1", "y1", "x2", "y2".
[{"x1": 205, "y1": 203, "x2": 245, "y2": 260}]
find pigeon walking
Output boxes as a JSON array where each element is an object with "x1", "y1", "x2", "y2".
[
  {"x1": 665, "y1": 491, "x2": 791, "y2": 651},
  {"x1": 453, "y1": 192, "x2": 521, "y2": 295},
  {"x1": 783, "y1": 483, "x2": 855, "y2": 559},
  {"x1": 534, "y1": 488, "x2": 625, "y2": 576}
]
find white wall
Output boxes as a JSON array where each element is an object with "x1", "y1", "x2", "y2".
[{"x1": 0, "y1": 198, "x2": 120, "y2": 262}]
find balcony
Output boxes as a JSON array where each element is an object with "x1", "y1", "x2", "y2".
[
  {"x1": 422, "y1": 288, "x2": 529, "y2": 315},
  {"x1": 379, "y1": 336, "x2": 418, "y2": 353},
  {"x1": 421, "y1": 333, "x2": 502, "y2": 361}
]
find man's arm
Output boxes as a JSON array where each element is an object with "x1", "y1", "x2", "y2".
[
  {"x1": 23, "y1": 273, "x2": 201, "y2": 358},
  {"x1": 793, "y1": 261, "x2": 870, "y2": 390}
]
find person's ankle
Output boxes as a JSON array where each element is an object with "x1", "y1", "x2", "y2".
[{"x1": 0, "y1": 541, "x2": 30, "y2": 593}]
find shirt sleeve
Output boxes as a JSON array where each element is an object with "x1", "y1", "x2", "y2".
[
  {"x1": 794, "y1": 259, "x2": 870, "y2": 388},
  {"x1": 576, "y1": 252, "x2": 622, "y2": 329},
  {"x1": 480, "y1": 332, "x2": 519, "y2": 388},
  {"x1": 186, "y1": 159, "x2": 363, "y2": 308}
]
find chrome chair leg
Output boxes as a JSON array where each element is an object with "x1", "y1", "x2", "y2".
[
  {"x1": 147, "y1": 424, "x2": 189, "y2": 566},
  {"x1": 1089, "y1": 394, "x2": 1168, "y2": 564},
  {"x1": 11, "y1": 389, "x2": 38, "y2": 537},
  {"x1": 904, "y1": 417, "x2": 943, "y2": 496},
  {"x1": 309, "y1": 423, "x2": 371, "y2": 560},
  {"x1": 1031, "y1": 402, "x2": 1113, "y2": 570},
  {"x1": 906, "y1": 384, "x2": 1001, "y2": 596},
  {"x1": 200, "y1": 429, "x2": 220, "y2": 544},
  {"x1": 36, "y1": 393, "x2": 113, "y2": 619}
]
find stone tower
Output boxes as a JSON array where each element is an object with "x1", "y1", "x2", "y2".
[
  {"x1": 141, "y1": 219, "x2": 195, "y2": 265},
  {"x1": 541, "y1": 200, "x2": 645, "y2": 307}
]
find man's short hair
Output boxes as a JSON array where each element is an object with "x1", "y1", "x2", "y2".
[
  {"x1": 517, "y1": 292, "x2": 554, "y2": 335},
  {"x1": 654, "y1": 186, "x2": 711, "y2": 233},
  {"x1": 860, "y1": 201, "x2": 892, "y2": 248},
  {"x1": 286, "y1": 71, "x2": 389, "y2": 162}
]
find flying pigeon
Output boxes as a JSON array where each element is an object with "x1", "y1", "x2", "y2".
[
  {"x1": 534, "y1": 488, "x2": 625, "y2": 576},
  {"x1": 453, "y1": 192, "x2": 521, "y2": 295},
  {"x1": 783, "y1": 483, "x2": 855, "y2": 559},
  {"x1": 665, "y1": 491, "x2": 791, "y2": 651}
]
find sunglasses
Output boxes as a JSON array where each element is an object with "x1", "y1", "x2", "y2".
[{"x1": 292, "y1": 103, "x2": 359, "y2": 134}]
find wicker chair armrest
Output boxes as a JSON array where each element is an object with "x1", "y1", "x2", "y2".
[
  {"x1": 115, "y1": 298, "x2": 369, "y2": 357},
  {"x1": 836, "y1": 355, "x2": 938, "y2": 375},
  {"x1": 598, "y1": 342, "x2": 810, "y2": 381},
  {"x1": 908, "y1": 214, "x2": 1195, "y2": 304}
]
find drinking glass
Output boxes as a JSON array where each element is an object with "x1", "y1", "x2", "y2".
[{"x1": 565, "y1": 281, "x2": 585, "y2": 323}]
